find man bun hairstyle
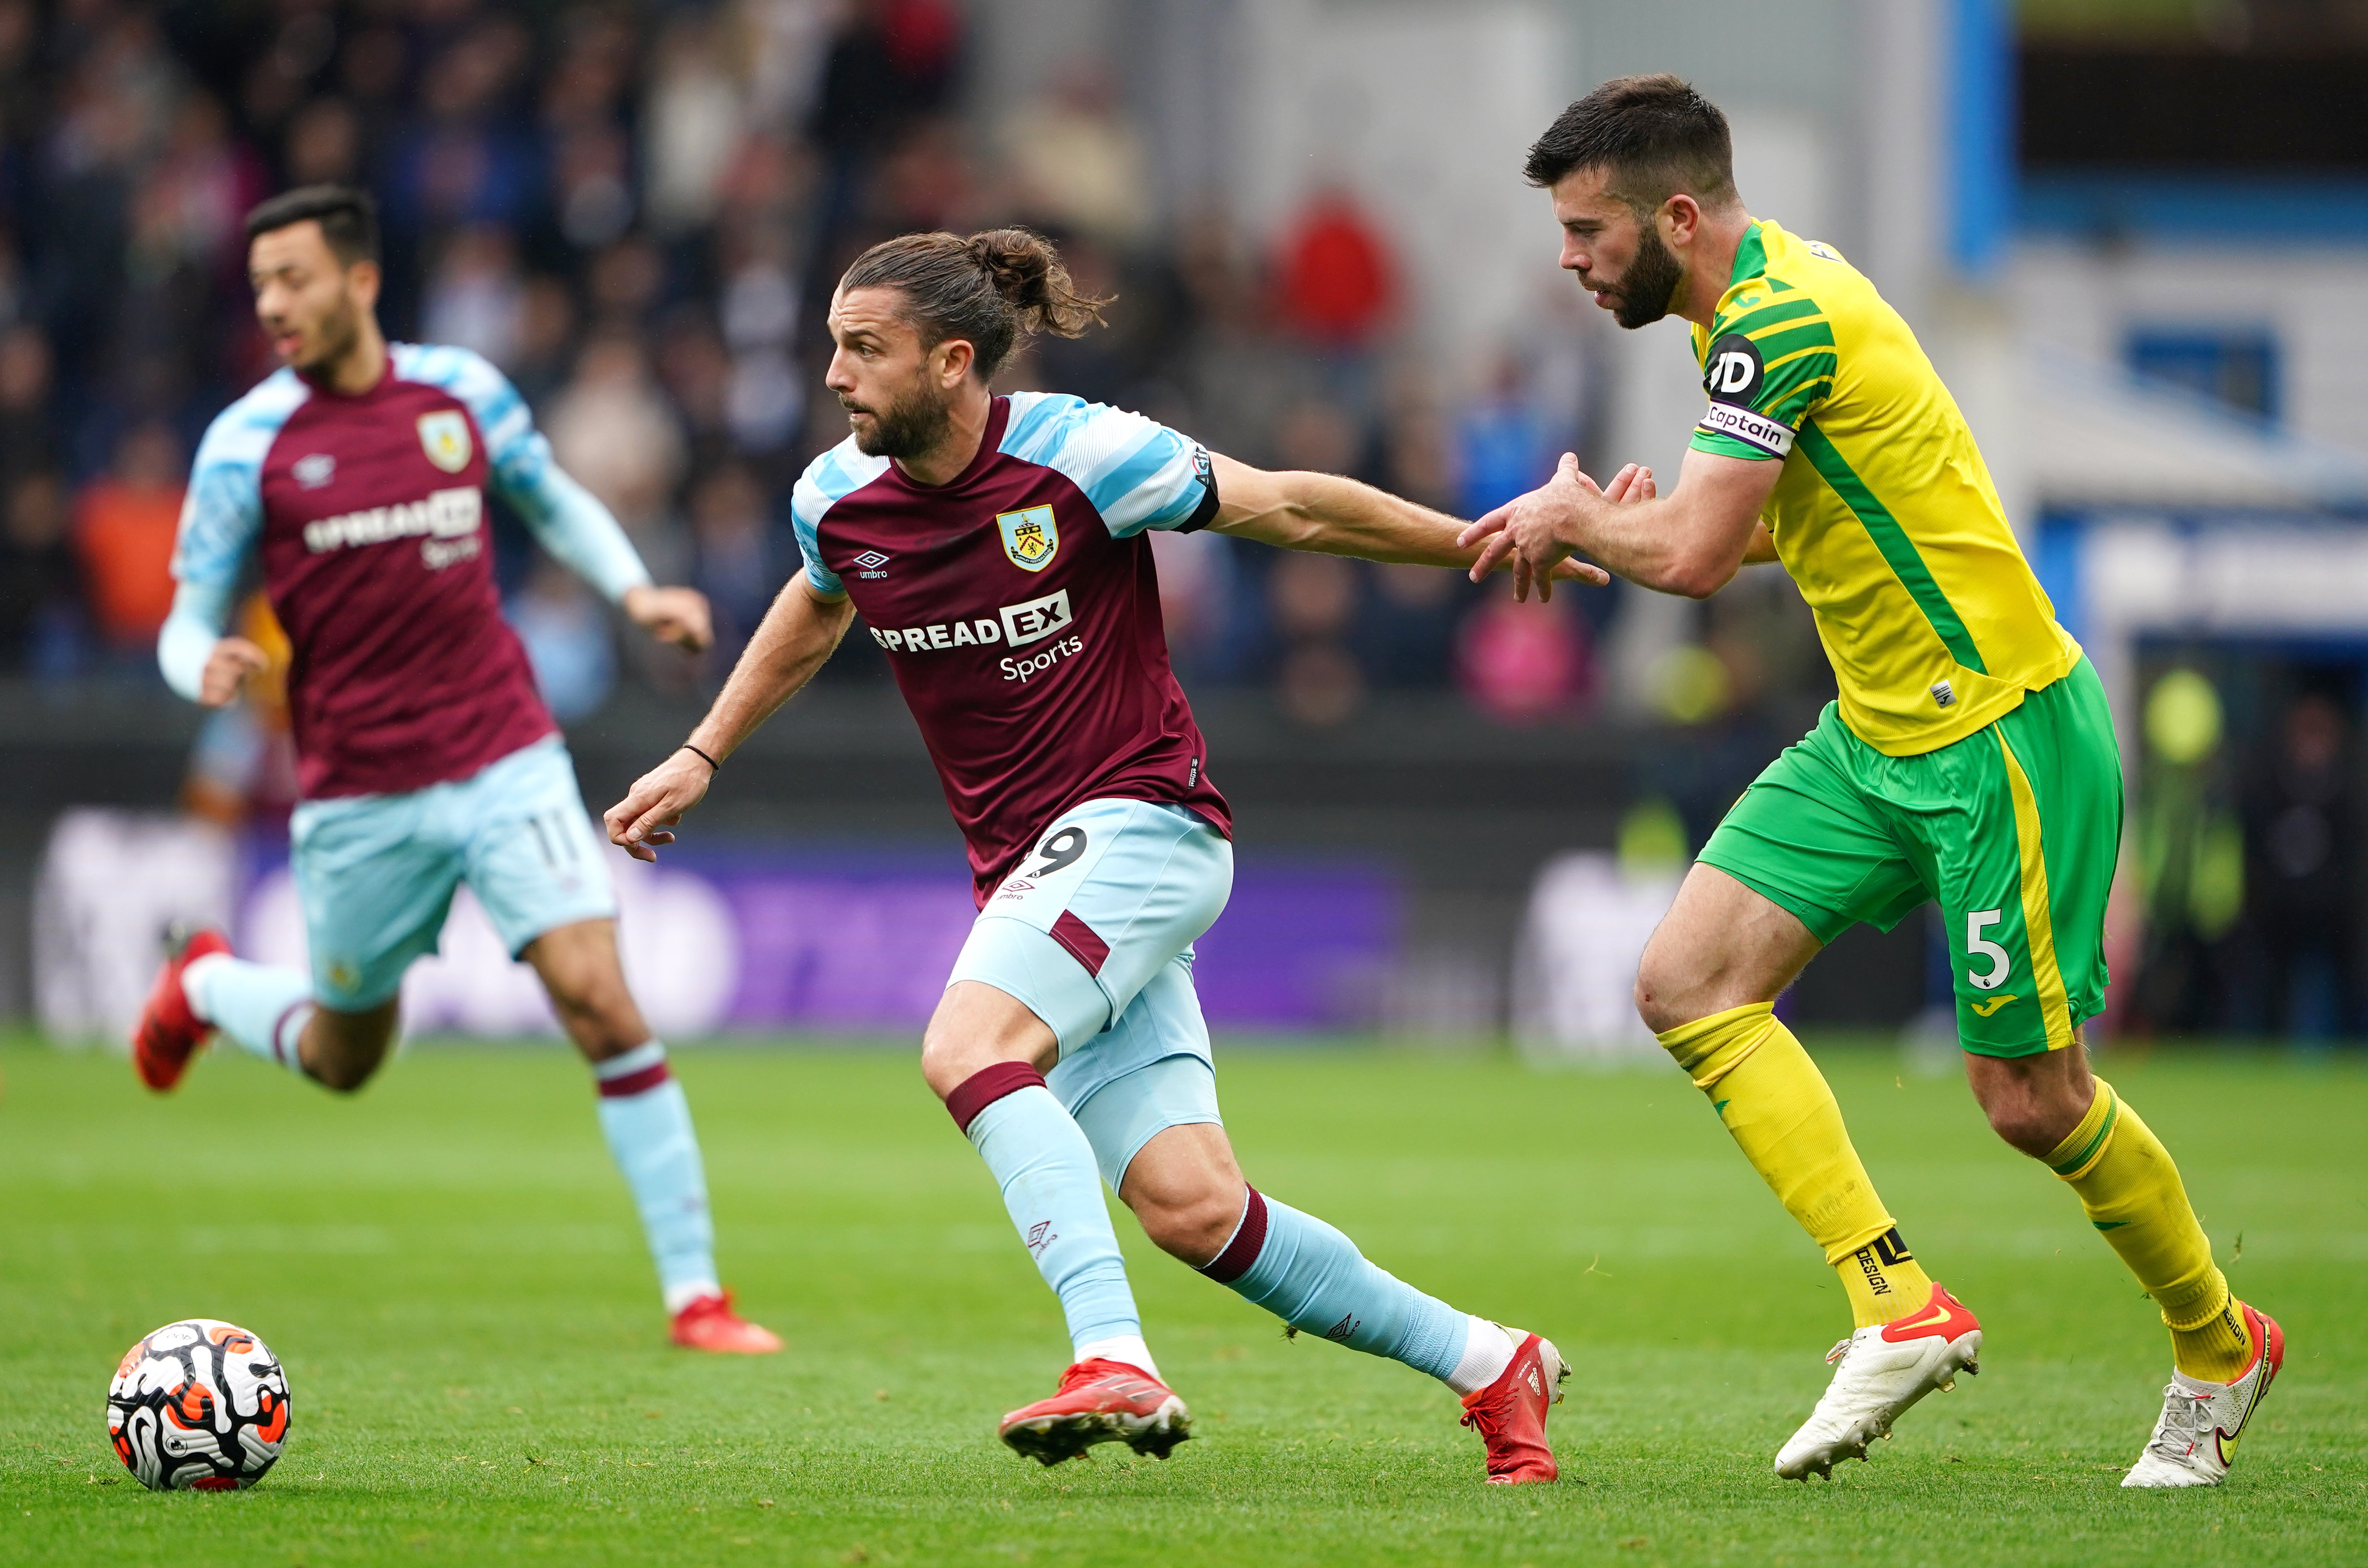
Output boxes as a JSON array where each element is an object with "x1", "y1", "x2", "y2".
[
  {"x1": 1523, "y1": 74, "x2": 1738, "y2": 216},
  {"x1": 245, "y1": 183, "x2": 381, "y2": 266},
  {"x1": 840, "y1": 227, "x2": 1110, "y2": 380}
]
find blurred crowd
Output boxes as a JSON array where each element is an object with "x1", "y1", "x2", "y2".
[
  {"x1": 0, "y1": 0, "x2": 1830, "y2": 771},
  {"x1": 2127, "y1": 657, "x2": 2368, "y2": 1045}
]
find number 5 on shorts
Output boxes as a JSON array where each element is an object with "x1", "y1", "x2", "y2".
[{"x1": 1965, "y1": 908, "x2": 2010, "y2": 991}]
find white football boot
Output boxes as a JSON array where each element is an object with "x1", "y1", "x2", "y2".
[
  {"x1": 1774, "y1": 1284, "x2": 1982, "y2": 1480},
  {"x1": 2123, "y1": 1304, "x2": 2284, "y2": 1489}
]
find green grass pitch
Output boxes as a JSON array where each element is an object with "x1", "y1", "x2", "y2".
[{"x1": 1, "y1": 1035, "x2": 2361, "y2": 1566}]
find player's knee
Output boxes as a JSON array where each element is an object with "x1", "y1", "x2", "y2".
[
  {"x1": 1137, "y1": 1184, "x2": 1243, "y2": 1266},
  {"x1": 917, "y1": 1028, "x2": 978, "y2": 1102},
  {"x1": 554, "y1": 986, "x2": 645, "y2": 1058},
  {"x1": 306, "y1": 1047, "x2": 381, "y2": 1094},
  {"x1": 302, "y1": 1007, "x2": 395, "y2": 1092},
  {"x1": 1970, "y1": 1053, "x2": 2090, "y2": 1157},
  {"x1": 1633, "y1": 952, "x2": 1696, "y2": 1037},
  {"x1": 1979, "y1": 1094, "x2": 2068, "y2": 1159}
]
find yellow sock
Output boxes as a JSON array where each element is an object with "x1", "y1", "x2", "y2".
[
  {"x1": 2046, "y1": 1079, "x2": 2252, "y2": 1382},
  {"x1": 1659, "y1": 1003, "x2": 1933, "y2": 1328}
]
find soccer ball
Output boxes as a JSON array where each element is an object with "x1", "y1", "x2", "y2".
[{"x1": 107, "y1": 1319, "x2": 292, "y2": 1491}]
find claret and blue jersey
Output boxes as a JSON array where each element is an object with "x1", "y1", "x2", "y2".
[
  {"x1": 170, "y1": 343, "x2": 649, "y2": 800},
  {"x1": 791, "y1": 392, "x2": 1231, "y2": 902},
  {"x1": 163, "y1": 342, "x2": 652, "y2": 1003}
]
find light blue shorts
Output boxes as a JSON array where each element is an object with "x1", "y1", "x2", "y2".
[
  {"x1": 948, "y1": 797, "x2": 1232, "y2": 1189},
  {"x1": 289, "y1": 736, "x2": 617, "y2": 1011}
]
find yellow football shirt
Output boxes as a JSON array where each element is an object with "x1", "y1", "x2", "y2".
[{"x1": 1689, "y1": 219, "x2": 2078, "y2": 756}]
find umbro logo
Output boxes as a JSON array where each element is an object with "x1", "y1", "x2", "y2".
[
  {"x1": 1323, "y1": 1313, "x2": 1359, "y2": 1343},
  {"x1": 293, "y1": 453, "x2": 336, "y2": 489},
  {"x1": 852, "y1": 550, "x2": 889, "y2": 569},
  {"x1": 1025, "y1": 1221, "x2": 1055, "y2": 1256}
]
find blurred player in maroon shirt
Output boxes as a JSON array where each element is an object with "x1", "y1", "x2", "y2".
[
  {"x1": 129, "y1": 185, "x2": 778, "y2": 1353},
  {"x1": 608, "y1": 229, "x2": 1631, "y2": 1480}
]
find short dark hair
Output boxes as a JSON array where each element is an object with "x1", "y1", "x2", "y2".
[
  {"x1": 839, "y1": 228, "x2": 1109, "y2": 380},
  {"x1": 1523, "y1": 74, "x2": 1737, "y2": 215},
  {"x1": 243, "y1": 184, "x2": 380, "y2": 266}
]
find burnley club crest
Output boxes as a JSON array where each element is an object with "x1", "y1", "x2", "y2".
[
  {"x1": 417, "y1": 411, "x2": 473, "y2": 474},
  {"x1": 997, "y1": 505, "x2": 1059, "y2": 572}
]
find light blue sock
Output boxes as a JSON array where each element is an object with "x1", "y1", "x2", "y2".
[
  {"x1": 184, "y1": 955, "x2": 315, "y2": 1078},
  {"x1": 593, "y1": 1043, "x2": 721, "y2": 1312},
  {"x1": 1203, "y1": 1188, "x2": 1472, "y2": 1381},
  {"x1": 957, "y1": 1072, "x2": 1143, "y2": 1359}
]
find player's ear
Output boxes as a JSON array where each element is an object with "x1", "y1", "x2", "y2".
[
  {"x1": 937, "y1": 335, "x2": 976, "y2": 389},
  {"x1": 1660, "y1": 193, "x2": 1700, "y2": 249},
  {"x1": 346, "y1": 258, "x2": 383, "y2": 311}
]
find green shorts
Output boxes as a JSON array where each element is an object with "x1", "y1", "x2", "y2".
[{"x1": 1698, "y1": 658, "x2": 2122, "y2": 1057}]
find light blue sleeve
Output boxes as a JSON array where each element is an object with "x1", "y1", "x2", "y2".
[
  {"x1": 392, "y1": 342, "x2": 652, "y2": 603},
  {"x1": 161, "y1": 373, "x2": 307, "y2": 701},
  {"x1": 157, "y1": 582, "x2": 236, "y2": 702},
  {"x1": 171, "y1": 371, "x2": 306, "y2": 590},
  {"x1": 789, "y1": 440, "x2": 893, "y2": 599},
  {"x1": 997, "y1": 391, "x2": 1217, "y2": 539}
]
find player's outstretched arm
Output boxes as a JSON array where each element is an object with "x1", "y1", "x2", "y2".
[
  {"x1": 444, "y1": 345, "x2": 715, "y2": 654},
  {"x1": 1459, "y1": 446, "x2": 1780, "y2": 602},
  {"x1": 620, "y1": 585, "x2": 714, "y2": 654},
  {"x1": 496, "y1": 447, "x2": 715, "y2": 654},
  {"x1": 604, "y1": 571, "x2": 856, "y2": 862},
  {"x1": 157, "y1": 581, "x2": 267, "y2": 708},
  {"x1": 1203, "y1": 453, "x2": 1614, "y2": 585}
]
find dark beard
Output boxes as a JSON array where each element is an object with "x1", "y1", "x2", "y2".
[
  {"x1": 848, "y1": 384, "x2": 953, "y2": 459},
  {"x1": 295, "y1": 298, "x2": 364, "y2": 376},
  {"x1": 1606, "y1": 223, "x2": 1684, "y2": 329}
]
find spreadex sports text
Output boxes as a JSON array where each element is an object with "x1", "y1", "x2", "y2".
[{"x1": 864, "y1": 588, "x2": 1086, "y2": 681}]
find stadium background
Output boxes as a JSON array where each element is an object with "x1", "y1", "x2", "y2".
[
  {"x1": 9, "y1": 0, "x2": 2368, "y2": 1050},
  {"x1": 4, "y1": 4, "x2": 2367, "y2": 1564}
]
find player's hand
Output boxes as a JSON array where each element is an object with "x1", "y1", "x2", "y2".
[
  {"x1": 198, "y1": 637, "x2": 269, "y2": 707},
  {"x1": 604, "y1": 748, "x2": 714, "y2": 863},
  {"x1": 1459, "y1": 454, "x2": 1616, "y2": 601},
  {"x1": 1602, "y1": 461, "x2": 1655, "y2": 504},
  {"x1": 623, "y1": 585, "x2": 713, "y2": 654}
]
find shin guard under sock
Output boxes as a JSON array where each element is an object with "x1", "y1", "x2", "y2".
[
  {"x1": 183, "y1": 954, "x2": 315, "y2": 1079},
  {"x1": 1659, "y1": 1003, "x2": 1932, "y2": 1327},
  {"x1": 593, "y1": 1043, "x2": 720, "y2": 1313},
  {"x1": 1199, "y1": 1187, "x2": 1484, "y2": 1388},
  {"x1": 2046, "y1": 1079, "x2": 2250, "y2": 1382},
  {"x1": 950, "y1": 1064, "x2": 1147, "y2": 1368}
]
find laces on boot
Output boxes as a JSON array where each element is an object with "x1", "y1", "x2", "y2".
[
  {"x1": 1824, "y1": 1337, "x2": 1853, "y2": 1367},
  {"x1": 2145, "y1": 1384, "x2": 2207, "y2": 1462}
]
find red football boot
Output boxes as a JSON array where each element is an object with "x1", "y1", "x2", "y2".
[
  {"x1": 1460, "y1": 1328, "x2": 1569, "y2": 1484},
  {"x1": 131, "y1": 928, "x2": 231, "y2": 1092},
  {"x1": 670, "y1": 1291, "x2": 784, "y2": 1354},
  {"x1": 998, "y1": 1358, "x2": 1191, "y2": 1466}
]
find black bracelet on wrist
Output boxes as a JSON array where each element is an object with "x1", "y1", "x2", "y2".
[{"x1": 680, "y1": 743, "x2": 722, "y2": 774}]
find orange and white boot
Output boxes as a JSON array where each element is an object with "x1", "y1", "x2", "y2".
[{"x1": 1775, "y1": 1283, "x2": 1982, "y2": 1479}]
